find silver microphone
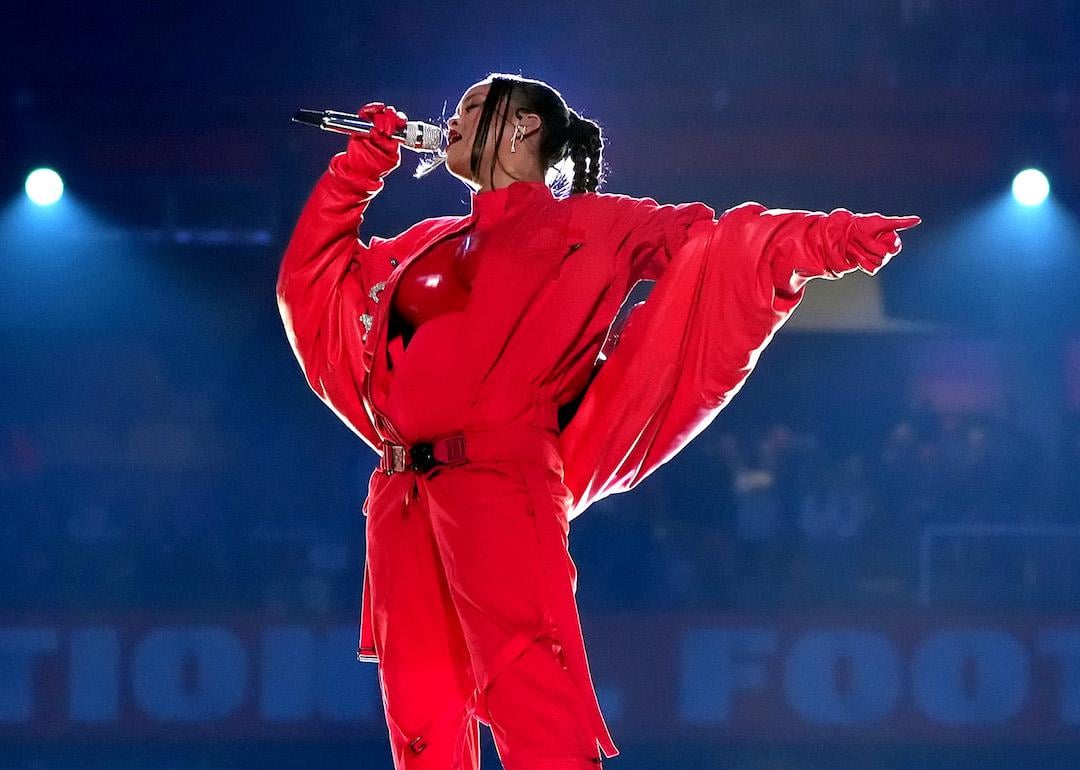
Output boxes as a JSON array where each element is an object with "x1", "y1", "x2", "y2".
[{"x1": 292, "y1": 109, "x2": 445, "y2": 153}]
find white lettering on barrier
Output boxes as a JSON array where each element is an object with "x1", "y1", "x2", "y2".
[
  {"x1": 912, "y1": 630, "x2": 1029, "y2": 724},
  {"x1": 0, "y1": 627, "x2": 58, "y2": 722},
  {"x1": 260, "y1": 626, "x2": 378, "y2": 721},
  {"x1": 70, "y1": 627, "x2": 119, "y2": 722},
  {"x1": 679, "y1": 629, "x2": 776, "y2": 722},
  {"x1": 261, "y1": 626, "x2": 312, "y2": 721},
  {"x1": 1037, "y1": 630, "x2": 1080, "y2": 724},
  {"x1": 314, "y1": 627, "x2": 379, "y2": 721},
  {"x1": 131, "y1": 627, "x2": 248, "y2": 721},
  {"x1": 784, "y1": 630, "x2": 901, "y2": 725},
  {"x1": 2, "y1": 622, "x2": 1077, "y2": 730}
]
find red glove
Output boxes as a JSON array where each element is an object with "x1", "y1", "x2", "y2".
[
  {"x1": 357, "y1": 102, "x2": 409, "y2": 142},
  {"x1": 842, "y1": 213, "x2": 922, "y2": 276},
  {"x1": 333, "y1": 102, "x2": 410, "y2": 182}
]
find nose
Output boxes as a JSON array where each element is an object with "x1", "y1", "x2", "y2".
[{"x1": 447, "y1": 116, "x2": 460, "y2": 131}]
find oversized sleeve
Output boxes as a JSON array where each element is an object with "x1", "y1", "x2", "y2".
[
  {"x1": 276, "y1": 135, "x2": 402, "y2": 453},
  {"x1": 559, "y1": 201, "x2": 860, "y2": 520},
  {"x1": 604, "y1": 193, "x2": 718, "y2": 285}
]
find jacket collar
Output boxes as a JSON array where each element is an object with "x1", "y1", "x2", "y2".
[{"x1": 468, "y1": 180, "x2": 554, "y2": 227}]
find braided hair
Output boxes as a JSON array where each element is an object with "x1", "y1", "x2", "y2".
[
  {"x1": 564, "y1": 109, "x2": 604, "y2": 195},
  {"x1": 457, "y1": 73, "x2": 606, "y2": 196}
]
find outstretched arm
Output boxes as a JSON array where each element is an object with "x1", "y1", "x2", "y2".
[
  {"x1": 563, "y1": 198, "x2": 920, "y2": 518},
  {"x1": 609, "y1": 194, "x2": 919, "y2": 296},
  {"x1": 751, "y1": 202, "x2": 920, "y2": 296},
  {"x1": 276, "y1": 103, "x2": 407, "y2": 451}
]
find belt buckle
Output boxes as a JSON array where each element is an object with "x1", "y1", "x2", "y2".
[
  {"x1": 383, "y1": 434, "x2": 467, "y2": 476},
  {"x1": 383, "y1": 443, "x2": 407, "y2": 475}
]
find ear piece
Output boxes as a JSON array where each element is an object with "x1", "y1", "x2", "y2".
[{"x1": 510, "y1": 123, "x2": 526, "y2": 153}]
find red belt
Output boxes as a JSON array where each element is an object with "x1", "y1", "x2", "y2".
[
  {"x1": 377, "y1": 425, "x2": 561, "y2": 476},
  {"x1": 378, "y1": 434, "x2": 467, "y2": 474}
]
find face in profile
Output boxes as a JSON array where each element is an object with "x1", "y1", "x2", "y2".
[
  {"x1": 444, "y1": 81, "x2": 492, "y2": 188},
  {"x1": 441, "y1": 77, "x2": 552, "y2": 193}
]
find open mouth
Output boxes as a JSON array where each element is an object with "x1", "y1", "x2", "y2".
[{"x1": 448, "y1": 130, "x2": 462, "y2": 146}]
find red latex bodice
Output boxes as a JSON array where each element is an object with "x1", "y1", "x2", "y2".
[
  {"x1": 391, "y1": 182, "x2": 519, "y2": 335},
  {"x1": 391, "y1": 232, "x2": 481, "y2": 331}
]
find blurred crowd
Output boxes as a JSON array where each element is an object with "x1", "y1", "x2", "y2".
[
  {"x1": 3, "y1": 338, "x2": 1076, "y2": 617},
  {"x1": 574, "y1": 404, "x2": 1073, "y2": 612}
]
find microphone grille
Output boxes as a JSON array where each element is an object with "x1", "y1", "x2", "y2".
[
  {"x1": 402, "y1": 121, "x2": 444, "y2": 152},
  {"x1": 418, "y1": 122, "x2": 444, "y2": 152}
]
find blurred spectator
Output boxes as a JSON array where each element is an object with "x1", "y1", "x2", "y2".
[
  {"x1": 676, "y1": 430, "x2": 741, "y2": 608},
  {"x1": 740, "y1": 424, "x2": 816, "y2": 603},
  {"x1": 794, "y1": 453, "x2": 875, "y2": 602}
]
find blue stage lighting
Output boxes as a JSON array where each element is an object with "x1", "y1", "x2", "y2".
[
  {"x1": 1011, "y1": 168, "x2": 1050, "y2": 207},
  {"x1": 24, "y1": 168, "x2": 65, "y2": 206}
]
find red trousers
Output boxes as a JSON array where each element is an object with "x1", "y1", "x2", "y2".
[{"x1": 364, "y1": 425, "x2": 610, "y2": 769}]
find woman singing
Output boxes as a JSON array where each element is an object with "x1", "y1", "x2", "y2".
[{"x1": 277, "y1": 72, "x2": 920, "y2": 770}]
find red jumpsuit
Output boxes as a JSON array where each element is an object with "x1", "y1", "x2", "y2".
[{"x1": 277, "y1": 128, "x2": 900, "y2": 768}]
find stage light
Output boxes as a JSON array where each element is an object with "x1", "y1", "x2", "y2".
[
  {"x1": 24, "y1": 168, "x2": 64, "y2": 207},
  {"x1": 1011, "y1": 168, "x2": 1050, "y2": 207}
]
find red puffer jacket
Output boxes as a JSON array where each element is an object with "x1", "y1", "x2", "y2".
[{"x1": 277, "y1": 121, "x2": 907, "y2": 520}]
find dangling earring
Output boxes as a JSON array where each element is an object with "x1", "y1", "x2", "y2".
[{"x1": 510, "y1": 124, "x2": 525, "y2": 153}]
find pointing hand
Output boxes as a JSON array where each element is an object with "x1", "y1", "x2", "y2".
[{"x1": 844, "y1": 213, "x2": 921, "y2": 275}]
